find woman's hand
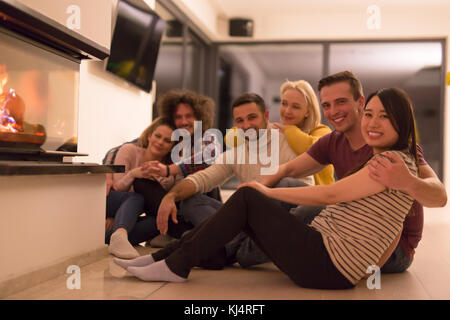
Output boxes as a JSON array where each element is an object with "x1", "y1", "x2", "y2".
[
  {"x1": 132, "y1": 166, "x2": 155, "y2": 180},
  {"x1": 271, "y1": 122, "x2": 286, "y2": 134},
  {"x1": 106, "y1": 173, "x2": 114, "y2": 195},
  {"x1": 142, "y1": 161, "x2": 168, "y2": 177},
  {"x1": 238, "y1": 181, "x2": 272, "y2": 197}
]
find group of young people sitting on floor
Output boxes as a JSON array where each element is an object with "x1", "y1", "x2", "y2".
[{"x1": 104, "y1": 70, "x2": 447, "y2": 290}]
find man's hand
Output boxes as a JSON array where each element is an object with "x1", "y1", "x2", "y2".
[
  {"x1": 367, "y1": 152, "x2": 413, "y2": 192},
  {"x1": 157, "y1": 194, "x2": 178, "y2": 235}
]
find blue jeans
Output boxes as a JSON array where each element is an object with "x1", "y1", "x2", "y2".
[
  {"x1": 290, "y1": 204, "x2": 413, "y2": 273},
  {"x1": 180, "y1": 193, "x2": 223, "y2": 227},
  {"x1": 180, "y1": 178, "x2": 309, "y2": 267},
  {"x1": 105, "y1": 190, "x2": 159, "y2": 246}
]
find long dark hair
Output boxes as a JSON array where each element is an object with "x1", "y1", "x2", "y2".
[
  {"x1": 365, "y1": 88, "x2": 418, "y2": 163},
  {"x1": 346, "y1": 88, "x2": 418, "y2": 177}
]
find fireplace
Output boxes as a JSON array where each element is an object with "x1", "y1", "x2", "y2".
[
  {"x1": 0, "y1": 0, "x2": 108, "y2": 162},
  {"x1": 0, "y1": 31, "x2": 76, "y2": 154}
]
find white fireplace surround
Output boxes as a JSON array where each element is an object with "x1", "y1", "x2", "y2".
[{"x1": 0, "y1": 0, "x2": 155, "y2": 297}]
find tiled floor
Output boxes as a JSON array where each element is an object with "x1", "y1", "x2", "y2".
[{"x1": 3, "y1": 193, "x2": 450, "y2": 300}]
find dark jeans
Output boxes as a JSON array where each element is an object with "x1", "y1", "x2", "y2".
[
  {"x1": 180, "y1": 178, "x2": 308, "y2": 268},
  {"x1": 290, "y1": 205, "x2": 413, "y2": 273},
  {"x1": 133, "y1": 178, "x2": 193, "y2": 239},
  {"x1": 226, "y1": 178, "x2": 309, "y2": 267},
  {"x1": 152, "y1": 187, "x2": 354, "y2": 290},
  {"x1": 105, "y1": 190, "x2": 159, "y2": 245}
]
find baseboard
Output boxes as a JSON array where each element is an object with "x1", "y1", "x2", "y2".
[{"x1": 0, "y1": 245, "x2": 109, "y2": 299}]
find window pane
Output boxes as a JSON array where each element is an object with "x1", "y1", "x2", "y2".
[
  {"x1": 218, "y1": 44, "x2": 323, "y2": 132},
  {"x1": 153, "y1": 3, "x2": 183, "y2": 96}
]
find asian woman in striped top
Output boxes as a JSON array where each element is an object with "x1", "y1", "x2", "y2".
[{"x1": 114, "y1": 87, "x2": 420, "y2": 289}]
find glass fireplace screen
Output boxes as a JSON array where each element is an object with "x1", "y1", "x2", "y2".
[{"x1": 0, "y1": 28, "x2": 79, "y2": 152}]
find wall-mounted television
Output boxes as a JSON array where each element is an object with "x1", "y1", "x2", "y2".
[{"x1": 106, "y1": 0, "x2": 166, "y2": 93}]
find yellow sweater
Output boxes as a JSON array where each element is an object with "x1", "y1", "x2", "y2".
[
  {"x1": 284, "y1": 124, "x2": 335, "y2": 185},
  {"x1": 224, "y1": 124, "x2": 335, "y2": 185}
]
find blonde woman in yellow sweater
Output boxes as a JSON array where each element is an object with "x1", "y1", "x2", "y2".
[
  {"x1": 226, "y1": 80, "x2": 334, "y2": 185},
  {"x1": 273, "y1": 80, "x2": 334, "y2": 185}
]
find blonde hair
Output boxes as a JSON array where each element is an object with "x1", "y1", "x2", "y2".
[
  {"x1": 137, "y1": 117, "x2": 175, "y2": 164},
  {"x1": 280, "y1": 80, "x2": 321, "y2": 134},
  {"x1": 137, "y1": 117, "x2": 174, "y2": 148}
]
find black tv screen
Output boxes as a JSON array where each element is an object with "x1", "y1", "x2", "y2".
[{"x1": 106, "y1": 0, "x2": 166, "y2": 92}]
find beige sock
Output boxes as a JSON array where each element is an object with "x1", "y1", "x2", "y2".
[
  {"x1": 127, "y1": 260, "x2": 186, "y2": 283},
  {"x1": 113, "y1": 254, "x2": 154, "y2": 269},
  {"x1": 108, "y1": 230, "x2": 139, "y2": 259}
]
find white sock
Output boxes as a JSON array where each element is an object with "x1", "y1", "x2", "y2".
[
  {"x1": 113, "y1": 254, "x2": 154, "y2": 269},
  {"x1": 127, "y1": 260, "x2": 187, "y2": 283},
  {"x1": 108, "y1": 230, "x2": 139, "y2": 259}
]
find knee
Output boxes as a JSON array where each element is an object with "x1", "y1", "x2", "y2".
[
  {"x1": 234, "y1": 186, "x2": 257, "y2": 198},
  {"x1": 129, "y1": 192, "x2": 145, "y2": 206},
  {"x1": 180, "y1": 194, "x2": 219, "y2": 212},
  {"x1": 179, "y1": 196, "x2": 200, "y2": 220},
  {"x1": 274, "y1": 178, "x2": 290, "y2": 188},
  {"x1": 226, "y1": 187, "x2": 263, "y2": 207}
]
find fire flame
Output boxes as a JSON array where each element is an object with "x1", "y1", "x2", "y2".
[
  {"x1": 1, "y1": 65, "x2": 21, "y2": 133},
  {"x1": 0, "y1": 65, "x2": 9, "y2": 100}
]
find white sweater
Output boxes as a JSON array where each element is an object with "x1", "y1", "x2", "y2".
[{"x1": 186, "y1": 127, "x2": 314, "y2": 194}]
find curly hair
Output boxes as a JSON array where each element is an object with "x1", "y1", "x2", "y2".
[{"x1": 156, "y1": 89, "x2": 215, "y2": 131}]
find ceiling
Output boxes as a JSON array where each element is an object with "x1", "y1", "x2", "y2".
[{"x1": 208, "y1": 0, "x2": 449, "y2": 20}]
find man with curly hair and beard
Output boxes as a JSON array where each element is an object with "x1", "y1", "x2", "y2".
[{"x1": 132, "y1": 89, "x2": 222, "y2": 245}]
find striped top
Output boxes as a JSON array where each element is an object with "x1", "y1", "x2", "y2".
[{"x1": 310, "y1": 150, "x2": 418, "y2": 285}]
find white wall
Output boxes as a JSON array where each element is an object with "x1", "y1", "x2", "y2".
[
  {"x1": 76, "y1": 0, "x2": 156, "y2": 163},
  {"x1": 76, "y1": 61, "x2": 153, "y2": 163}
]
